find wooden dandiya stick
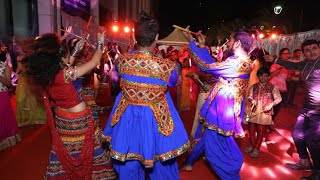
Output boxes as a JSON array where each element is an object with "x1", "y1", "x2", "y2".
[
  {"x1": 86, "y1": 16, "x2": 92, "y2": 31},
  {"x1": 248, "y1": 47, "x2": 255, "y2": 55},
  {"x1": 60, "y1": 29, "x2": 95, "y2": 48},
  {"x1": 104, "y1": 38, "x2": 130, "y2": 46},
  {"x1": 195, "y1": 79, "x2": 210, "y2": 92},
  {"x1": 248, "y1": 41, "x2": 266, "y2": 55},
  {"x1": 173, "y1": 25, "x2": 206, "y2": 38},
  {"x1": 60, "y1": 29, "x2": 83, "y2": 39},
  {"x1": 220, "y1": 39, "x2": 228, "y2": 49}
]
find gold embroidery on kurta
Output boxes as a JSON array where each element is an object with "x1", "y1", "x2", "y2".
[
  {"x1": 117, "y1": 53, "x2": 176, "y2": 82},
  {"x1": 206, "y1": 77, "x2": 248, "y2": 123},
  {"x1": 64, "y1": 66, "x2": 78, "y2": 83},
  {"x1": 111, "y1": 79, "x2": 174, "y2": 136}
]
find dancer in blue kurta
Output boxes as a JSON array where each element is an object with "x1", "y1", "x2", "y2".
[
  {"x1": 180, "y1": 30, "x2": 253, "y2": 180},
  {"x1": 102, "y1": 11, "x2": 189, "y2": 179}
]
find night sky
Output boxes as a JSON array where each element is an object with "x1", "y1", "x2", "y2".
[{"x1": 158, "y1": 0, "x2": 320, "y2": 39}]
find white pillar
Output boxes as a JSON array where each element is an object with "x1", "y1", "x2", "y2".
[
  {"x1": 112, "y1": 0, "x2": 118, "y2": 20},
  {"x1": 91, "y1": 0, "x2": 99, "y2": 25},
  {"x1": 131, "y1": 0, "x2": 137, "y2": 21},
  {"x1": 37, "y1": 0, "x2": 54, "y2": 34}
]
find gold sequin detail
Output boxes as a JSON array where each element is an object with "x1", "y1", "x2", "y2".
[
  {"x1": 64, "y1": 66, "x2": 78, "y2": 83},
  {"x1": 111, "y1": 79, "x2": 174, "y2": 136},
  {"x1": 207, "y1": 77, "x2": 248, "y2": 123},
  {"x1": 199, "y1": 117, "x2": 235, "y2": 136},
  {"x1": 117, "y1": 53, "x2": 176, "y2": 82},
  {"x1": 108, "y1": 140, "x2": 190, "y2": 168}
]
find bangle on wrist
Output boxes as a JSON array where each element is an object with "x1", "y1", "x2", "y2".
[
  {"x1": 98, "y1": 39, "x2": 104, "y2": 45},
  {"x1": 97, "y1": 43, "x2": 104, "y2": 51},
  {"x1": 70, "y1": 49, "x2": 79, "y2": 57}
]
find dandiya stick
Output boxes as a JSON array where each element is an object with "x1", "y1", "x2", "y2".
[
  {"x1": 60, "y1": 29, "x2": 94, "y2": 48},
  {"x1": 86, "y1": 16, "x2": 92, "y2": 31},
  {"x1": 173, "y1": 25, "x2": 206, "y2": 38},
  {"x1": 220, "y1": 39, "x2": 228, "y2": 49},
  {"x1": 60, "y1": 29, "x2": 82, "y2": 39}
]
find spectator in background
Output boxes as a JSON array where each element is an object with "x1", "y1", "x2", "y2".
[
  {"x1": 245, "y1": 67, "x2": 282, "y2": 158},
  {"x1": 168, "y1": 50, "x2": 183, "y2": 111},
  {"x1": 0, "y1": 51, "x2": 20, "y2": 151},
  {"x1": 268, "y1": 48, "x2": 291, "y2": 120},
  {"x1": 292, "y1": 49, "x2": 302, "y2": 61},
  {"x1": 166, "y1": 45, "x2": 174, "y2": 57},
  {"x1": 0, "y1": 44, "x2": 12, "y2": 71},
  {"x1": 247, "y1": 47, "x2": 269, "y2": 96},
  {"x1": 287, "y1": 49, "x2": 303, "y2": 107},
  {"x1": 264, "y1": 39, "x2": 320, "y2": 180},
  {"x1": 0, "y1": 43, "x2": 18, "y2": 86}
]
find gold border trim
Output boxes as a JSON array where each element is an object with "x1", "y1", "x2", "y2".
[{"x1": 103, "y1": 137, "x2": 190, "y2": 168}]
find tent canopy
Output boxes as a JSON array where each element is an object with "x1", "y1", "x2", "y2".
[{"x1": 158, "y1": 28, "x2": 190, "y2": 45}]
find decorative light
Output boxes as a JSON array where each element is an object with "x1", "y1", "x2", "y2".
[
  {"x1": 271, "y1": 33, "x2": 277, "y2": 39},
  {"x1": 274, "y1": 6, "x2": 282, "y2": 14},
  {"x1": 123, "y1": 26, "x2": 130, "y2": 33},
  {"x1": 259, "y1": 33, "x2": 265, "y2": 39},
  {"x1": 112, "y1": 25, "x2": 119, "y2": 32}
]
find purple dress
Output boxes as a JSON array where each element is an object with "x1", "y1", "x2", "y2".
[{"x1": 185, "y1": 41, "x2": 252, "y2": 180}]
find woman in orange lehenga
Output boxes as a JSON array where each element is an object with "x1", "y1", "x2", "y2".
[{"x1": 179, "y1": 45, "x2": 194, "y2": 111}]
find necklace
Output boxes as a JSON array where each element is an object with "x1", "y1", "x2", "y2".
[{"x1": 302, "y1": 59, "x2": 320, "y2": 80}]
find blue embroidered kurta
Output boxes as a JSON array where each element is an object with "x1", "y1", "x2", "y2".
[
  {"x1": 103, "y1": 52, "x2": 189, "y2": 168},
  {"x1": 189, "y1": 42, "x2": 252, "y2": 137}
]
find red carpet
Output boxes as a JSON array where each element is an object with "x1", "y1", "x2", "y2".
[{"x1": 0, "y1": 83, "x2": 310, "y2": 180}]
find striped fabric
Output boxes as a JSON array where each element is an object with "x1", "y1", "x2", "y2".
[{"x1": 46, "y1": 108, "x2": 116, "y2": 180}]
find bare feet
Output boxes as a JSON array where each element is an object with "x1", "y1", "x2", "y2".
[{"x1": 179, "y1": 164, "x2": 193, "y2": 172}]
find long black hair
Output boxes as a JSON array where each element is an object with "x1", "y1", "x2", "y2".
[
  {"x1": 26, "y1": 33, "x2": 69, "y2": 88},
  {"x1": 250, "y1": 47, "x2": 270, "y2": 68},
  {"x1": 0, "y1": 51, "x2": 6, "y2": 62}
]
